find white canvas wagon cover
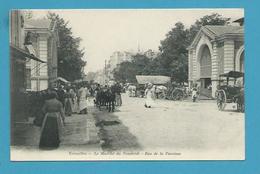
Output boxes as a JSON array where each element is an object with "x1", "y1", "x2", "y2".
[{"x1": 136, "y1": 75, "x2": 171, "y2": 85}]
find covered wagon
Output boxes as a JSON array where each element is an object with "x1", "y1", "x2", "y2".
[{"x1": 135, "y1": 75, "x2": 171, "y2": 99}]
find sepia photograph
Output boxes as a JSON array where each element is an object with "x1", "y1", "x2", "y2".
[{"x1": 10, "y1": 9, "x2": 245, "y2": 161}]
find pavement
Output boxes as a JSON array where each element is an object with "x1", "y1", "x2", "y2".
[{"x1": 11, "y1": 104, "x2": 101, "y2": 152}]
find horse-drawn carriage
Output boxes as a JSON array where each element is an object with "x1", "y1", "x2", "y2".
[
  {"x1": 215, "y1": 71, "x2": 244, "y2": 112},
  {"x1": 165, "y1": 83, "x2": 189, "y2": 101},
  {"x1": 135, "y1": 75, "x2": 170, "y2": 99}
]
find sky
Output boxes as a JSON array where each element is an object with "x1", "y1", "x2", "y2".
[{"x1": 30, "y1": 9, "x2": 244, "y2": 73}]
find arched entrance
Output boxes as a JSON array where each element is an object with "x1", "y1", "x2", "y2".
[
  {"x1": 235, "y1": 45, "x2": 244, "y2": 72},
  {"x1": 198, "y1": 45, "x2": 212, "y2": 97}
]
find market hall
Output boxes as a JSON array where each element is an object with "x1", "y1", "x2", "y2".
[{"x1": 187, "y1": 18, "x2": 244, "y2": 98}]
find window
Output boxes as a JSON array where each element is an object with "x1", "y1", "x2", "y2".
[
  {"x1": 31, "y1": 80, "x2": 37, "y2": 91},
  {"x1": 39, "y1": 80, "x2": 48, "y2": 90},
  {"x1": 26, "y1": 68, "x2": 31, "y2": 89}
]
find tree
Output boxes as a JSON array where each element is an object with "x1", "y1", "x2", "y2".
[
  {"x1": 114, "y1": 13, "x2": 231, "y2": 84},
  {"x1": 47, "y1": 13, "x2": 86, "y2": 81},
  {"x1": 113, "y1": 54, "x2": 152, "y2": 83},
  {"x1": 158, "y1": 22, "x2": 189, "y2": 83},
  {"x1": 188, "y1": 13, "x2": 230, "y2": 42},
  {"x1": 113, "y1": 61, "x2": 138, "y2": 83},
  {"x1": 131, "y1": 54, "x2": 151, "y2": 75},
  {"x1": 158, "y1": 13, "x2": 230, "y2": 83}
]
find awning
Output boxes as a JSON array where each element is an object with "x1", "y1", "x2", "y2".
[
  {"x1": 55, "y1": 77, "x2": 70, "y2": 83},
  {"x1": 10, "y1": 44, "x2": 46, "y2": 63},
  {"x1": 74, "y1": 79, "x2": 83, "y2": 83},
  {"x1": 136, "y1": 75, "x2": 171, "y2": 85},
  {"x1": 219, "y1": 71, "x2": 244, "y2": 78},
  {"x1": 25, "y1": 44, "x2": 37, "y2": 57}
]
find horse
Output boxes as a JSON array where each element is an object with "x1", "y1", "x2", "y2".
[{"x1": 94, "y1": 86, "x2": 116, "y2": 112}]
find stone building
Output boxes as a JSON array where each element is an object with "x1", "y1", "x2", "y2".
[
  {"x1": 106, "y1": 51, "x2": 133, "y2": 80},
  {"x1": 187, "y1": 24, "x2": 244, "y2": 98},
  {"x1": 24, "y1": 19, "x2": 59, "y2": 91},
  {"x1": 108, "y1": 51, "x2": 133, "y2": 70},
  {"x1": 10, "y1": 11, "x2": 44, "y2": 122}
]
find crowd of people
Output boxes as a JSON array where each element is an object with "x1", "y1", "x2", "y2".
[
  {"x1": 27, "y1": 83, "x2": 92, "y2": 149},
  {"x1": 22, "y1": 81, "x2": 123, "y2": 150},
  {"x1": 15, "y1": 80, "x2": 200, "y2": 149},
  {"x1": 125, "y1": 82, "x2": 200, "y2": 108}
]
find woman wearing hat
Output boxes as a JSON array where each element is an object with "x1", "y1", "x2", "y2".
[
  {"x1": 39, "y1": 91, "x2": 65, "y2": 149},
  {"x1": 144, "y1": 83, "x2": 155, "y2": 108}
]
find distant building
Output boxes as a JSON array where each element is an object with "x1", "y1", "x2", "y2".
[
  {"x1": 106, "y1": 51, "x2": 133, "y2": 79},
  {"x1": 187, "y1": 21, "x2": 244, "y2": 97},
  {"x1": 24, "y1": 19, "x2": 59, "y2": 91},
  {"x1": 108, "y1": 51, "x2": 133, "y2": 70}
]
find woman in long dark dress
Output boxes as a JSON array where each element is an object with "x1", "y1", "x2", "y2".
[
  {"x1": 64, "y1": 88, "x2": 73, "y2": 116},
  {"x1": 39, "y1": 91, "x2": 65, "y2": 149}
]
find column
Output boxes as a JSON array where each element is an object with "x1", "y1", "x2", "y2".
[
  {"x1": 224, "y1": 40, "x2": 235, "y2": 73},
  {"x1": 188, "y1": 50, "x2": 193, "y2": 88},
  {"x1": 192, "y1": 49, "x2": 197, "y2": 81},
  {"x1": 211, "y1": 42, "x2": 218, "y2": 97},
  {"x1": 188, "y1": 50, "x2": 191, "y2": 81}
]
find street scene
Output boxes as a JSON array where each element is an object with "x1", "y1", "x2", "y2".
[{"x1": 10, "y1": 9, "x2": 244, "y2": 160}]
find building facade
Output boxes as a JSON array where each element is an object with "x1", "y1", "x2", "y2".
[
  {"x1": 187, "y1": 24, "x2": 244, "y2": 97},
  {"x1": 108, "y1": 51, "x2": 133, "y2": 70},
  {"x1": 106, "y1": 51, "x2": 133, "y2": 80},
  {"x1": 105, "y1": 49, "x2": 160, "y2": 81},
  {"x1": 10, "y1": 11, "x2": 44, "y2": 123},
  {"x1": 24, "y1": 19, "x2": 59, "y2": 91}
]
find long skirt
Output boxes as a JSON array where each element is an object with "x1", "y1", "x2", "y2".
[
  {"x1": 64, "y1": 98, "x2": 73, "y2": 116},
  {"x1": 145, "y1": 95, "x2": 155, "y2": 107},
  {"x1": 78, "y1": 98, "x2": 88, "y2": 113},
  {"x1": 115, "y1": 94, "x2": 122, "y2": 106},
  {"x1": 39, "y1": 112, "x2": 63, "y2": 149},
  {"x1": 71, "y1": 97, "x2": 78, "y2": 113}
]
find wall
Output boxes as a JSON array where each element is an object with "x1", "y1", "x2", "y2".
[
  {"x1": 217, "y1": 42, "x2": 224, "y2": 75},
  {"x1": 28, "y1": 33, "x2": 49, "y2": 91}
]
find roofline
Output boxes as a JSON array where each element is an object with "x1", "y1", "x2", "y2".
[
  {"x1": 213, "y1": 33, "x2": 244, "y2": 42},
  {"x1": 187, "y1": 26, "x2": 244, "y2": 50},
  {"x1": 187, "y1": 26, "x2": 215, "y2": 50},
  {"x1": 24, "y1": 27, "x2": 49, "y2": 29},
  {"x1": 233, "y1": 17, "x2": 244, "y2": 22}
]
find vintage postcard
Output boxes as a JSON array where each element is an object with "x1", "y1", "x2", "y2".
[{"x1": 10, "y1": 9, "x2": 245, "y2": 161}]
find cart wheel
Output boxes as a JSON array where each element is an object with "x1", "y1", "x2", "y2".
[
  {"x1": 158, "y1": 92, "x2": 166, "y2": 99},
  {"x1": 171, "y1": 89, "x2": 178, "y2": 100},
  {"x1": 238, "y1": 95, "x2": 245, "y2": 113},
  {"x1": 176, "y1": 91, "x2": 184, "y2": 100},
  {"x1": 240, "y1": 103, "x2": 245, "y2": 112},
  {"x1": 171, "y1": 89, "x2": 184, "y2": 101},
  {"x1": 217, "y1": 90, "x2": 226, "y2": 111},
  {"x1": 237, "y1": 102, "x2": 245, "y2": 113}
]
